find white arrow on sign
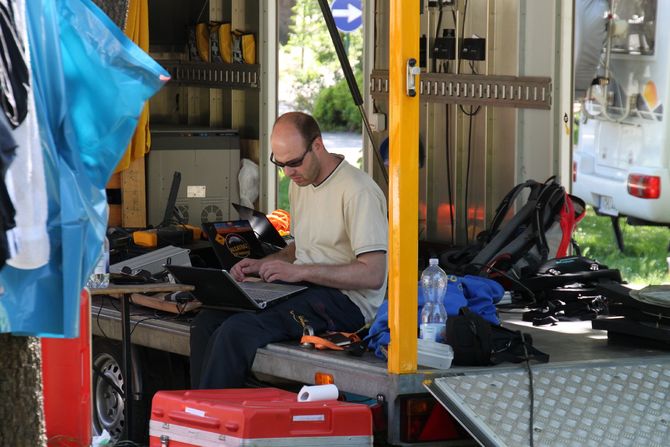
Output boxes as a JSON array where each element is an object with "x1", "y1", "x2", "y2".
[{"x1": 332, "y1": 3, "x2": 362, "y2": 23}]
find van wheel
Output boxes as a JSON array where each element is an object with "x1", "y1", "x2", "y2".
[{"x1": 92, "y1": 339, "x2": 147, "y2": 442}]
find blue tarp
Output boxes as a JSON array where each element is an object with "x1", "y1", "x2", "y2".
[{"x1": 0, "y1": 0, "x2": 168, "y2": 336}]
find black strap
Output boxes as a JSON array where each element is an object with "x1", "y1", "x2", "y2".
[
  {"x1": 488, "y1": 180, "x2": 541, "y2": 243},
  {"x1": 491, "y1": 328, "x2": 550, "y2": 364}
]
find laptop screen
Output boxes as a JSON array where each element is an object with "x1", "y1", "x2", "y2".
[
  {"x1": 201, "y1": 220, "x2": 265, "y2": 270},
  {"x1": 233, "y1": 203, "x2": 287, "y2": 249}
]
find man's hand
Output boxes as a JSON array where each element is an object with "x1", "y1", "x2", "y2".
[
  {"x1": 258, "y1": 260, "x2": 304, "y2": 283},
  {"x1": 230, "y1": 258, "x2": 264, "y2": 281}
]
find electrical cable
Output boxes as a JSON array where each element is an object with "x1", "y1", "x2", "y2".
[
  {"x1": 454, "y1": 0, "x2": 481, "y2": 243},
  {"x1": 432, "y1": 2, "x2": 444, "y2": 74},
  {"x1": 463, "y1": 107, "x2": 474, "y2": 242},
  {"x1": 113, "y1": 441, "x2": 141, "y2": 447},
  {"x1": 445, "y1": 82, "x2": 455, "y2": 243},
  {"x1": 92, "y1": 362, "x2": 125, "y2": 398},
  {"x1": 468, "y1": 262, "x2": 538, "y2": 306},
  {"x1": 95, "y1": 295, "x2": 110, "y2": 340},
  {"x1": 195, "y1": 0, "x2": 209, "y2": 23},
  {"x1": 457, "y1": 0, "x2": 468, "y2": 76},
  {"x1": 520, "y1": 332, "x2": 535, "y2": 447}
]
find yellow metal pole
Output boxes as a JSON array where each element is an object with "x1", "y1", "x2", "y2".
[{"x1": 388, "y1": 0, "x2": 419, "y2": 373}]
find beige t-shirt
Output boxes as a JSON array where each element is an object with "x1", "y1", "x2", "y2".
[{"x1": 289, "y1": 158, "x2": 388, "y2": 322}]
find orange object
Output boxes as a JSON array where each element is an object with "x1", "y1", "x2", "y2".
[
  {"x1": 267, "y1": 209, "x2": 290, "y2": 233},
  {"x1": 42, "y1": 289, "x2": 92, "y2": 446},
  {"x1": 315, "y1": 372, "x2": 335, "y2": 385},
  {"x1": 133, "y1": 228, "x2": 158, "y2": 247},
  {"x1": 149, "y1": 388, "x2": 372, "y2": 446},
  {"x1": 184, "y1": 224, "x2": 203, "y2": 240}
]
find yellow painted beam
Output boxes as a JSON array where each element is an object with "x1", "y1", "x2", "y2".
[{"x1": 387, "y1": 0, "x2": 419, "y2": 374}]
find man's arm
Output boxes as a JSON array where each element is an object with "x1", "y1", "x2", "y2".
[
  {"x1": 257, "y1": 250, "x2": 386, "y2": 290},
  {"x1": 230, "y1": 242, "x2": 296, "y2": 281}
]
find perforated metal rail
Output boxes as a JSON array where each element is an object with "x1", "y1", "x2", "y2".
[
  {"x1": 370, "y1": 69, "x2": 552, "y2": 109},
  {"x1": 161, "y1": 61, "x2": 261, "y2": 90}
]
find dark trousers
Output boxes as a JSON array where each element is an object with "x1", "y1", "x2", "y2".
[{"x1": 189, "y1": 285, "x2": 365, "y2": 389}]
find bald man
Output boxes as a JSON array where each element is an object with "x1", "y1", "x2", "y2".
[{"x1": 189, "y1": 112, "x2": 388, "y2": 389}]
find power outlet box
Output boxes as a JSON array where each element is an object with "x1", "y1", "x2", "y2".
[
  {"x1": 370, "y1": 112, "x2": 387, "y2": 132},
  {"x1": 434, "y1": 29, "x2": 456, "y2": 60},
  {"x1": 461, "y1": 37, "x2": 486, "y2": 61},
  {"x1": 428, "y1": 0, "x2": 456, "y2": 7}
]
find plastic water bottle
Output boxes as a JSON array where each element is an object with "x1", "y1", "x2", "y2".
[
  {"x1": 87, "y1": 236, "x2": 110, "y2": 289},
  {"x1": 419, "y1": 258, "x2": 448, "y2": 342}
]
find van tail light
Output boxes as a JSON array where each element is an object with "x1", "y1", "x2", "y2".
[
  {"x1": 572, "y1": 161, "x2": 577, "y2": 182},
  {"x1": 399, "y1": 395, "x2": 470, "y2": 442},
  {"x1": 627, "y1": 174, "x2": 661, "y2": 199}
]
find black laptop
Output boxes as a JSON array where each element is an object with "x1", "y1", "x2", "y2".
[
  {"x1": 201, "y1": 220, "x2": 266, "y2": 270},
  {"x1": 165, "y1": 265, "x2": 307, "y2": 312},
  {"x1": 232, "y1": 203, "x2": 287, "y2": 253}
]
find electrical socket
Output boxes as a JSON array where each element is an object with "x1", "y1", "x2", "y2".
[
  {"x1": 370, "y1": 112, "x2": 387, "y2": 132},
  {"x1": 461, "y1": 37, "x2": 486, "y2": 61},
  {"x1": 428, "y1": 0, "x2": 456, "y2": 7}
]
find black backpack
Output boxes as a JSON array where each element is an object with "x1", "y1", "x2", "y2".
[{"x1": 441, "y1": 177, "x2": 585, "y2": 281}]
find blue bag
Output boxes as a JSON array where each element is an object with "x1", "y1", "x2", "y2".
[
  {"x1": 0, "y1": 0, "x2": 168, "y2": 336},
  {"x1": 366, "y1": 275, "x2": 504, "y2": 359}
]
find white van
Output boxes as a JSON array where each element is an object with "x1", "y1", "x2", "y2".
[{"x1": 572, "y1": 0, "x2": 668, "y2": 224}]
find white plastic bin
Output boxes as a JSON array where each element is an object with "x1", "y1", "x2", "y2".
[{"x1": 417, "y1": 338, "x2": 453, "y2": 369}]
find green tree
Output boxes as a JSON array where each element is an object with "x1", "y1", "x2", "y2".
[
  {"x1": 286, "y1": 0, "x2": 337, "y2": 70},
  {"x1": 313, "y1": 69, "x2": 364, "y2": 131},
  {"x1": 280, "y1": 0, "x2": 364, "y2": 114}
]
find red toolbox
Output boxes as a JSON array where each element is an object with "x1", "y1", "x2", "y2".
[{"x1": 149, "y1": 388, "x2": 373, "y2": 446}]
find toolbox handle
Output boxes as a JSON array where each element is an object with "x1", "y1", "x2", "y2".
[{"x1": 168, "y1": 411, "x2": 221, "y2": 429}]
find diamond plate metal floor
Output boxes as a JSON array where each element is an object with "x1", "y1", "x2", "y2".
[{"x1": 426, "y1": 358, "x2": 670, "y2": 447}]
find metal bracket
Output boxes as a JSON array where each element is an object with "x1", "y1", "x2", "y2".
[
  {"x1": 373, "y1": 69, "x2": 552, "y2": 109},
  {"x1": 406, "y1": 58, "x2": 421, "y2": 97},
  {"x1": 159, "y1": 60, "x2": 261, "y2": 90}
]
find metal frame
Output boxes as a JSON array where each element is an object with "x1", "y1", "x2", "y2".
[{"x1": 371, "y1": 70, "x2": 552, "y2": 109}]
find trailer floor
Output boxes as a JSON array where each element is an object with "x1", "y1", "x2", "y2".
[{"x1": 91, "y1": 298, "x2": 670, "y2": 445}]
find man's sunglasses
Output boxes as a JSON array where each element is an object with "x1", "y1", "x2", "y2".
[{"x1": 270, "y1": 135, "x2": 319, "y2": 169}]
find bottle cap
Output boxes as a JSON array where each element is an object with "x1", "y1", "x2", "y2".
[{"x1": 429, "y1": 258, "x2": 439, "y2": 266}]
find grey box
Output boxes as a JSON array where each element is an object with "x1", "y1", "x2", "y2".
[
  {"x1": 147, "y1": 128, "x2": 241, "y2": 227},
  {"x1": 110, "y1": 245, "x2": 191, "y2": 275}
]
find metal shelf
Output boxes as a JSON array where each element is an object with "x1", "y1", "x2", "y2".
[
  {"x1": 370, "y1": 70, "x2": 552, "y2": 109},
  {"x1": 159, "y1": 60, "x2": 261, "y2": 90}
]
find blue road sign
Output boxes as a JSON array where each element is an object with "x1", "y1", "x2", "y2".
[{"x1": 331, "y1": 0, "x2": 362, "y2": 33}]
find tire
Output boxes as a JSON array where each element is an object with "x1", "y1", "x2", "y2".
[{"x1": 92, "y1": 338, "x2": 147, "y2": 442}]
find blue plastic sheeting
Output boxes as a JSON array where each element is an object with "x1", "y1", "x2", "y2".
[{"x1": 0, "y1": 0, "x2": 168, "y2": 337}]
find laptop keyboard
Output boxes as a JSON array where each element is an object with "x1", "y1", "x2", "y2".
[{"x1": 238, "y1": 282, "x2": 292, "y2": 303}]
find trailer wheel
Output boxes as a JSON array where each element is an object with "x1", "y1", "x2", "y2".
[
  {"x1": 92, "y1": 339, "x2": 147, "y2": 442},
  {"x1": 92, "y1": 340, "x2": 126, "y2": 441}
]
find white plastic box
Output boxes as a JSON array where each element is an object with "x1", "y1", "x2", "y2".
[{"x1": 417, "y1": 338, "x2": 454, "y2": 369}]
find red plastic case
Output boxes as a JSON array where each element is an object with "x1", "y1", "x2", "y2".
[{"x1": 149, "y1": 388, "x2": 372, "y2": 446}]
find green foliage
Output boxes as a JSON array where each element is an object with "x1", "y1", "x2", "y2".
[
  {"x1": 573, "y1": 207, "x2": 670, "y2": 286},
  {"x1": 279, "y1": 0, "x2": 364, "y2": 114},
  {"x1": 292, "y1": 70, "x2": 326, "y2": 113},
  {"x1": 313, "y1": 71, "x2": 363, "y2": 131},
  {"x1": 286, "y1": 0, "x2": 337, "y2": 68},
  {"x1": 277, "y1": 171, "x2": 291, "y2": 212}
]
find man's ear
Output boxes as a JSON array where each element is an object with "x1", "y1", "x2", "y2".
[{"x1": 312, "y1": 136, "x2": 325, "y2": 153}]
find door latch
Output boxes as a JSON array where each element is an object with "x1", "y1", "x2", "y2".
[{"x1": 406, "y1": 58, "x2": 421, "y2": 97}]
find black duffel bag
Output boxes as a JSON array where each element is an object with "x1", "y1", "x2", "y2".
[{"x1": 445, "y1": 307, "x2": 549, "y2": 366}]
